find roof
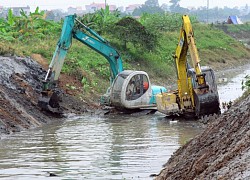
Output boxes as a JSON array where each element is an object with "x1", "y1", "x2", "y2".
[
  {"x1": 125, "y1": 4, "x2": 141, "y2": 11},
  {"x1": 227, "y1": 15, "x2": 243, "y2": 24}
]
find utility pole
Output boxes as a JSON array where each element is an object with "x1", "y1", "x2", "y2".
[
  {"x1": 207, "y1": 0, "x2": 209, "y2": 23},
  {"x1": 105, "y1": 0, "x2": 107, "y2": 7}
]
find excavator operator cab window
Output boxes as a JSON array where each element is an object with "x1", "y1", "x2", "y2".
[
  {"x1": 111, "y1": 73, "x2": 129, "y2": 102},
  {"x1": 126, "y1": 74, "x2": 149, "y2": 101},
  {"x1": 202, "y1": 69, "x2": 217, "y2": 92},
  {"x1": 188, "y1": 68, "x2": 217, "y2": 92}
]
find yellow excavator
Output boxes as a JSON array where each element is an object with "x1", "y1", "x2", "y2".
[{"x1": 156, "y1": 15, "x2": 220, "y2": 118}]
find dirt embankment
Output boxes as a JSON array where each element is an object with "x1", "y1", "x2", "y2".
[
  {"x1": 154, "y1": 93, "x2": 250, "y2": 179},
  {"x1": 0, "y1": 56, "x2": 96, "y2": 136}
]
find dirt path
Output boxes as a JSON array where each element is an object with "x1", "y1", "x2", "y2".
[{"x1": 0, "y1": 56, "x2": 95, "y2": 136}]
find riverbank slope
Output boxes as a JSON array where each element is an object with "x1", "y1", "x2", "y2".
[
  {"x1": 155, "y1": 91, "x2": 250, "y2": 179},
  {"x1": 0, "y1": 56, "x2": 95, "y2": 135}
]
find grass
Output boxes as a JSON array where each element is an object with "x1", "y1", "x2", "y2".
[
  {"x1": 1, "y1": 21, "x2": 250, "y2": 99},
  {"x1": 226, "y1": 23, "x2": 250, "y2": 33}
]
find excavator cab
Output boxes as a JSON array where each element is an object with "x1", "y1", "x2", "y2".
[
  {"x1": 110, "y1": 70, "x2": 166, "y2": 110},
  {"x1": 188, "y1": 66, "x2": 220, "y2": 116},
  {"x1": 188, "y1": 66, "x2": 217, "y2": 92}
]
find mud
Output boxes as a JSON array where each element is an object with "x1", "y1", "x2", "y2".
[
  {"x1": 154, "y1": 93, "x2": 250, "y2": 179},
  {"x1": 0, "y1": 56, "x2": 94, "y2": 135}
]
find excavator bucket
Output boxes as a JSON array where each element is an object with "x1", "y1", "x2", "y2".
[
  {"x1": 194, "y1": 91, "x2": 220, "y2": 117},
  {"x1": 190, "y1": 67, "x2": 221, "y2": 117},
  {"x1": 38, "y1": 89, "x2": 63, "y2": 114}
]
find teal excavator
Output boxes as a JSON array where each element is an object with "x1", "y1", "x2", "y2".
[{"x1": 38, "y1": 15, "x2": 166, "y2": 113}]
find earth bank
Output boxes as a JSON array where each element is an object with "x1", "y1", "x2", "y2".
[
  {"x1": 0, "y1": 55, "x2": 96, "y2": 135},
  {"x1": 154, "y1": 93, "x2": 250, "y2": 179}
]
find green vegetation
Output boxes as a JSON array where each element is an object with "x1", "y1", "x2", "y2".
[
  {"x1": 0, "y1": 7, "x2": 60, "y2": 41},
  {"x1": 194, "y1": 23, "x2": 250, "y2": 65},
  {"x1": 242, "y1": 75, "x2": 250, "y2": 90},
  {"x1": 226, "y1": 23, "x2": 250, "y2": 33},
  {"x1": 1, "y1": 7, "x2": 250, "y2": 99}
]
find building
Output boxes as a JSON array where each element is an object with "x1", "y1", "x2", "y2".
[
  {"x1": 12, "y1": 6, "x2": 30, "y2": 16},
  {"x1": 0, "y1": 6, "x2": 8, "y2": 18},
  {"x1": 85, "y1": 3, "x2": 116, "y2": 13},
  {"x1": 45, "y1": 9, "x2": 66, "y2": 21},
  {"x1": 186, "y1": 6, "x2": 196, "y2": 11},
  {"x1": 125, "y1": 4, "x2": 141, "y2": 14},
  {"x1": 67, "y1": 6, "x2": 84, "y2": 15},
  {"x1": 117, "y1": 6, "x2": 124, "y2": 12}
]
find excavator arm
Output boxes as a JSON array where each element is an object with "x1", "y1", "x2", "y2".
[
  {"x1": 175, "y1": 15, "x2": 209, "y2": 110},
  {"x1": 38, "y1": 14, "x2": 123, "y2": 113},
  {"x1": 180, "y1": 16, "x2": 206, "y2": 87},
  {"x1": 156, "y1": 15, "x2": 220, "y2": 118},
  {"x1": 175, "y1": 15, "x2": 220, "y2": 117},
  {"x1": 73, "y1": 18, "x2": 123, "y2": 82}
]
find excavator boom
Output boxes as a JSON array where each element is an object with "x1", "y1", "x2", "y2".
[
  {"x1": 38, "y1": 15, "x2": 75, "y2": 113},
  {"x1": 38, "y1": 15, "x2": 123, "y2": 113}
]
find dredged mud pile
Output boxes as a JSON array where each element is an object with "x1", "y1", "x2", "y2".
[
  {"x1": 0, "y1": 56, "x2": 92, "y2": 135},
  {"x1": 155, "y1": 94, "x2": 250, "y2": 179}
]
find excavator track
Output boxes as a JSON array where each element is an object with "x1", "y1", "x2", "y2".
[{"x1": 194, "y1": 92, "x2": 220, "y2": 117}]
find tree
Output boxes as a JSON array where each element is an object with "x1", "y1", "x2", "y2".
[
  {"x1": 132, "y1": 5, "x2": 164, "y2": 16},
  {"x1": 45, "y1": 11, "x2": 55, "y2": 21},
  {"x1": 169, "y1": 0, "x2": 189, "y2": 14},
  {"x1": 110, "y1": 17, "x2": 157, "y2": 51},
  {"x1": 139, "y1": 13, "x2": 183, "y2": 32},
  {"x1": 133, "y1": 0, "x2": 164, "y2": 16},
  {"x1": 169, "y1": 0, "x2": 180, "y2": 12},
  {"x1": 94, "y1": 6, "x2": 120, "y2": 34},
  {"x1": 132, "y1": 0, "x2": 164, "y2": 16},
  {"x1": 161, "y1": 3, "x2": 170, "y2": 12},
  {"x1": 244, "y1": 4, "x2": 249, "y2": 15},
  {"x1": 79, "y1": 6, "x2": 120, "y2": 34},
  {"x1": 170, "y1": 0, "x2": 180, "y2": 8},
  {"x1": 145, "y1": 0, "x2": 159, "y2": 7}
]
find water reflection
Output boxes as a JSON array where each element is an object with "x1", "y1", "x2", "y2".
[
  {"x1": 218, "y1": 73, "x2": 247, "y2": 103},
  {"x1": 0, "y1": 114, "x2": 202, "y2": 179},
  {"x1": 217, "y1": 65, "x2": 250, "y2": 112}
]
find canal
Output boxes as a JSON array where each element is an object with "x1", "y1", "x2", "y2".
[
  {"x1": 0, "y1": 64, "x2": 249, "y2": 179},
  {"x1": 0, "y1": 113, "x2": 202, "y2": 179}
]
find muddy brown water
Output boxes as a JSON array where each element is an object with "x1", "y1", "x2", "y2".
[
  {"x1": 217, "y1": 64, "x2": 250, "y2": 112},
  {"x1": 0, "y1": 65, "x2": 249, "y2": 179},
  {"x1": 0, "y1": 115, "x2": 201, "y2": 179}
]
